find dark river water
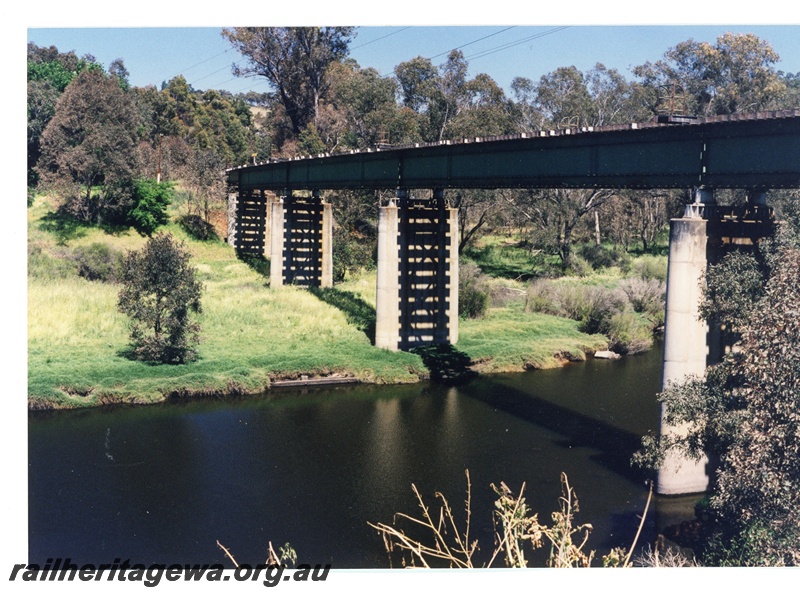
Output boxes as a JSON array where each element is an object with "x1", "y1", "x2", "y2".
[{"x1": 28, "y1": 342, "x2": 696, "y2": 568}]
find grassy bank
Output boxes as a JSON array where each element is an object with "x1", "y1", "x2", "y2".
[{"x1": 28, "y1": 196, "x2": 620, "y2": 409}]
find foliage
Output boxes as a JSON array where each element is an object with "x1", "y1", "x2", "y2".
[
  {"x1": 117, "y1": 234, "x2": 203, "y2": 364},
  {"x1": 578, "y1": 243, "x2": 630, "y2": 270},
  {"x1": 633, "y1": 33, "x2": 788, "y2": 116},
  {"x1": 127, "y1": 179, "x2": 173, "y2": 236},
  {"x1": 525, "y1": 278, "x2": 661, "y2": 354},
  {"x1": 178, "y1": 214, "x2": 218, "y2": 241},
  {"x1": 330, "y1": 190, "x2": 378, "y2": 282},
  {"x1": 459, "y1": 261, "x2": 491, "y2": 319},
  {"x1": 618, "y1": 276, "x2": 666, "y2": 320},
  {"x1": 635, "y1": 238, "x2": 800, "y2": 565},
  {"x1": 222, "y1": 27, "x2": 355, "y2": 136},
  {"x1": 699, "y1": 249, "x2": 766, "y2": 333},
  {"x1": 37, "y1": 69, "x2": 140, "y2": 224},
  {"x1": 629, "y1": 254, "x2": 668, "y2": 282},
  {"x1": 604, "y1": 311, "x2": 654, "y2": 355},
  {"x1": 72, "y1": 243, "x2": 124, "y2": 283}
]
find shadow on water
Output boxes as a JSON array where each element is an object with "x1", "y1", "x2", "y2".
[
  {"x1": 308, "y1": 287, "x2": 376, "y2": 342},
  {"x1": 459, "y1": 378, "x2": 651, "y2": 485}
]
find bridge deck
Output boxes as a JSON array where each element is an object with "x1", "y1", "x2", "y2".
[{"x1": 227, "y1": 110, "x2": 800, "y2": 192}]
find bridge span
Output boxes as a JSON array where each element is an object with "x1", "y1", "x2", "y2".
[{"x1": 226, "y1": 110, "x2": 800, "y2": 496}]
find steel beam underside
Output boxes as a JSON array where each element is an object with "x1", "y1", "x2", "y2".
[{"x1": 228, "y1": 116, "x2": 800, "y2": 192}]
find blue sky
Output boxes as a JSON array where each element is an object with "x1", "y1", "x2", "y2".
[{"x1": 27, "y1": 24, "x2": 800, "y2": 98}]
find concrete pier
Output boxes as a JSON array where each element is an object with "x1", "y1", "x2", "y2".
[
  {"x1": 269, "y1": 193, "x2": 332, "y2": 288},
  {"x1": 657, "y1": 213, "x2": 714, "y2": 495},
  {"x1": 230, "y1": 189, "x2": 270, "y2": 257},
  {"x1": 375, "y1": 193, "x2": 458, "y2": 351},
  {"x1": 375, "y1": 201, "x2": 401, "y2": 350}
]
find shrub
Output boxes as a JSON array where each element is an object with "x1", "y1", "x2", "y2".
[
  {"x1": 635, "y1": 245, "x2": 800, "y2": 565},
  {"x1": 618, "y1": 277, "x2": 666, "y2": 317},
  {"x1": 566, "y1": 254, "x2": 593, "y2": 277},
  {"x1": 127, "y1": 179, "x2": 173, "y2": 236},
  {"x1": 72, "y1": 243, "x2": 124, "y2": 283},
  {"x1": 117, "y1": 234, "x2": 203, "y2": 364},
  {"x1": 459, "y1": 261, "x2": 491, "y2": 319},
  {"x1": 630, "y1": 255, "x2": 667, "y2": 282},
  {"x1": 573, "y1": 286, "x2": 628, "y2": 335},
  {"x1": 28, "y1": 243, "x2": 75, "y2": 280},
  {"x1": 332, "y1": 225, "x2": 375, "y2": 283},
  {"x1": 525, "y1": 280, "x2": 628, "y2": 335},
  {"x1": 605, "y1": 311, "x2": 653, "y2": 354},
  {"x1": 524, "y1": 279, "x2": 561, "y2": 316},
  {"x1": 578, "y1": 244, "x2": 631, "y2": 270}
]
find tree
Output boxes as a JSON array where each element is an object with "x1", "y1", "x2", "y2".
[
  {"x1": 117, "y1": 234, "x2": 203, "y2": 364},
  {"x1": 506, "y1": 187, "x2": 615, "y2": 270},
  {"x1": 36, "y1": 69, "x2": 140, "y2": 224},
  {"x1": 633, "y1": 33, "x2": 788, "y2": 116},
  {"x1": 27, "y1": 42, "x2": 103, "y2": 186},
  {"x1": 222, "y1": 27, "x2": 355, "y2": 137}
]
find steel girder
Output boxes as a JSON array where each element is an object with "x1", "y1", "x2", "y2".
[{"x1": 227, "y1": 111, "x2": 800, "y2": 192}]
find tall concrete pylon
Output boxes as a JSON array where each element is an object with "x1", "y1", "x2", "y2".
[
  {"x1": 657, "y1": 190, "x2": 715, "y2": 495},
  {"x1": 657, "y1": 188, "x2": 774, "y2": 495}
]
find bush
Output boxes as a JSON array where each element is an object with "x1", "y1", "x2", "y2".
[
  {"x1": 127, "y1": 179, "x2": 173, "y2": 236},
  {"x1": 332, "y1": 226, "x2": 375, "y2": 283},
  {"x1": 635, "y1": 245, "x2": 800, "y2": 565},
  {"x1": 565, "y1": 254, "x2": 593, "y2": 277},
  {"x1": 630, "y1": 255, "x2": 667, "y2": 282},
  {"x1": 605, "y1": 311, "x2": 653, "y2": 354},
  {"x1": 618, "y1": 277, "x2": 666, "y2": 317},
  {"x1": 117, "y1": 234, "x2": 203, "y2": 364},
  {"x1": 459, "y1": 262, "x2": 491, "y2": 319},
  {"x1": 526, "y1": 279, "x2": 657, "y2": 352},
  {"x1": 578, "y1": 244, "x2": 631, "y2": 270},
  {"x1": 72, "y1": 243, "x2": 124, "y2": 283}
]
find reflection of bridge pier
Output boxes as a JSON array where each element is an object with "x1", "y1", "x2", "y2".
[
  {"x1": 375, "y1": 190, "x2": 459, "y2": 351},
  {"x1": 657, "y1": 188, "x2": 775, "y2": 495}
]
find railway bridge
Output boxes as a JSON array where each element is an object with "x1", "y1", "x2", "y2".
[{"x1": 226, "y1": 110, "x2": 800, "y2": 495}]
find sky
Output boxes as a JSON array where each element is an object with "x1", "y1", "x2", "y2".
[{"x1": 26, "y1": 24, "x2": 800, "y2": 98}]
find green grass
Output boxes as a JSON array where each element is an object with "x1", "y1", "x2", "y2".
[
  {"x1": 27, "y1": 196, "x2": 622, "y2": 409},
  {"x1": 458, "y1": 308, "x2": 607, "y2": 372}
]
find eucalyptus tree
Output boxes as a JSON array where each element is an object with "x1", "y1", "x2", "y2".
[
  {"x1": 633, "y1": 32, "x2": 789, "y2": 117},
  {"x1": 222, "y1": 27, "x2": 355, "y2": 138}
]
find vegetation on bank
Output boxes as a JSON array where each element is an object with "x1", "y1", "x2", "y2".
[{"x1": 27, "y1": 194, "x2": 628, "y2": 410}]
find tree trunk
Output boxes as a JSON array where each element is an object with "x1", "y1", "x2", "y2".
[{"x1": 594, "y1": 210, "x2": 601, "y2": 246}]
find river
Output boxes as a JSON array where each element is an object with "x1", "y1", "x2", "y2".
[{"x1": 28, "y1": 342, "x2": 696, "y2": 568}]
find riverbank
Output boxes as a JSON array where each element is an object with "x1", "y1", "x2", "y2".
[{"x1": 28, "y1": 195, "x2": 611, "y2": 410}]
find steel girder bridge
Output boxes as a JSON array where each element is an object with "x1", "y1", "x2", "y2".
[
  {"x1": 228, "y1": 110, "x2": 800, "y2": 193},
  {"x1": 226, "y1": 109, "x2": 800, "y2": 496}
]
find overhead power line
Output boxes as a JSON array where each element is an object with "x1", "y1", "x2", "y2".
[
  {"x1": 351, "y1": 27, "x2": 412, "y2": 50},
  {"x1": 428, "y1": 26, "x2": 517, "y2": 61},
  {"x1": 464, "y1": 26, "x2": 571, "y2": 62}
]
